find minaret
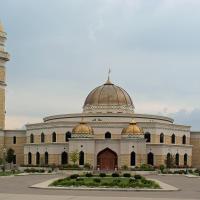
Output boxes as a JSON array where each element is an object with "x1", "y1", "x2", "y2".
[{"x1": 0, "y1": 21, "x2": 9, "y2": 130}]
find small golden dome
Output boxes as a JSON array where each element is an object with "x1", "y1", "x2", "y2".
[
  {"x1": 0, "y1": 21, "x2": 4, "y2": 32},
  {"x1": 72, "y1": 122, "x2": 93, "y2": 135},
  {"x1": 122, "y1": 120, "x2": 143, "y2": 135}
]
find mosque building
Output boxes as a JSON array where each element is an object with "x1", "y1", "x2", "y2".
[{"x1": 0, "y1": 22, "x2": 200, "y2": 170}]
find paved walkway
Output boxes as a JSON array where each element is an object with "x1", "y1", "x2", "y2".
[
  {"x1": 0, "y1": 174, "x2": 199, "y2": 199},
  {"x1": 0, "y1": 193, "x2": 198, "y2": 200}
]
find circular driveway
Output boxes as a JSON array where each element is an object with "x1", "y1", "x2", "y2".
[{"x1": 0, "y1": 174, "x2": 199, "y2": 199}]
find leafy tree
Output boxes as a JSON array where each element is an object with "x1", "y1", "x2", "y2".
[
  {"x1": 70, "y1": 150, "x2": 79, "y2": 165},
  {"x1": 6, "y1": 148, "x2": 15, "y2": 168}
]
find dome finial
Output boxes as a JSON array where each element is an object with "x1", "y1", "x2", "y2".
[{"x1": 105, "y1": 68, "x2": 112, "y2": 84}]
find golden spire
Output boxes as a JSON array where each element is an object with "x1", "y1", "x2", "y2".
[{"x1": 105, "y1": 68, "x2": 112, "y2": 85}]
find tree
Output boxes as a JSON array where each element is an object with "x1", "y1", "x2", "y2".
[
  {"x1": 6, "y1": 148, "x2": 15, "y2": 168},
  {"x1": 70, "y1": 150, "x2": 79, "y2": 165},
  {"x1": 165, "y1": 154, "x2": 175, "y2": 169}
]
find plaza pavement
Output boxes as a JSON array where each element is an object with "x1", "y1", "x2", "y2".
[
  {"x1": 0, "y1": 193, "x2": 198, "y2": 200},
  {"x1": 0, "y1": 174, "x2": 199, "y2": 199}
]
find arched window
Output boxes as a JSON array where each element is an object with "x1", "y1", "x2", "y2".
[
  {"x1": 41, "y1": 133, "x2": 45, "y2": 143},
  {"x1": 52, "y1": 132, "x2": 56, "y2": 143},
  {"x1": 105, "y1": 132, "x2": 111, "y2": 139},
  {"x1": 160, "y1": 133, "x2": 164, "y2": 143},
  {"x1": 171, "y1": 134, "x2": 176, "y2": 144},
  {"x1": 36, "y1": 152, "x2": 40, "y2": 165},
  {"x1": 45, "y1": 152, "x2": 48, "y2": 165},
  {"x1": 182, "y1": 135, "x2": 186, "y2": 144},
  {"x1": 65, "y1": 132, "x2": 71, "y2": 142},
  {"x1": 175, "y1": 153, "x2": 179, "y2": 166},
  {"x1": 13, "y1": 136, "x2": 16, "y2": 144},
  {"x1": 30, "y1": 134, "x2": 34, "y2": 143},
  {"x1": 79, "y1": 151, "x2": 84, "y2": 165},
  {"x1": 147, "y1": 152, "x2": 154, "y2": 166},
  {"x1": 144, "y1": 132, "x2": 151, "y2": 143},
  {"x1": 130, "y1": 151, "x2": 136, "y2": 166},
  {"x1": 61, "y1": 152, "x2": 68, "y2": 165},
  {"x1": 184, "y1": 153, "x2": 188, "y2": 166},
  {"x1": 28, "y1": 152, "x2": 32, "y2": 165}
]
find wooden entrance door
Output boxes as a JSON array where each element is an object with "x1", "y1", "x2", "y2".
[{"x1": 97, "y1": 148, "x2": 117, "y2": 170}]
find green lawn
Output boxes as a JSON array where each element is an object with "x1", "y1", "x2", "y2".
[{"x1": 51, "y1": 176, "x2": 160, "y2": 189}]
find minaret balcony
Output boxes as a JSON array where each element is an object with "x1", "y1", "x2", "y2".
[{"x1": 0, "y1": 51, "x2": 10, "y2": 61}]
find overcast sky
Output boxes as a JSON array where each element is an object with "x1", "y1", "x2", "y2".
[{"x1": 1, "y1": 0, "x2": 200, "y2": 130}]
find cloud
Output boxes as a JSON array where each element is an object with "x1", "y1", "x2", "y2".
[
  {"x1": 0, "y1": 0, "x2": 200, "y2": 130},
  {"x1": 168, "y1": 109, "x2": 200, "y2": 131}
]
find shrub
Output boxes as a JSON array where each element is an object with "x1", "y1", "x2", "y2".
[
  {"x1": 85, "y1": 172, "x2": 93, "y2": 177},
  {"x1": 99, "y1": 173, "x2": 106, "y2": 177},
  {"x1": 188, "y1": 169, "x2": 193, "y2": 174},
  {"x1": 93, "y1": 178, "x2": 101, "y2": 183},
  {"x1": 84, "y1": 163, "x2": 92, "y2": 170},
  {"x1": 112, "y1": 179, "x2": 121, "y2": 185},
  {"x1": 76, "y1": 177, "x2": 84, "y2": 181},
  {"x1": 70, "y1": 174, "x2": 79, "y2": 179},
  {"x1": 129, "y1": 177, "x2": 136, "y2": 183},
  {"x1": 112, "y1": 172, "x2": 119, "y2": 177},
  {"x1": 134, "y1": 174, "x2": 142, "y2": 180},
  {"x1": 24, "y1": 168, "x2": 41, "y2": 173},
  {"x1": 123, "y1": 173, "x2": 131, "y2": 177},
  {"x1": 159, "y1": 165, "x2": 165, "y2": 173},
  {"x1": 140, "y1": 164, "x2": 155, "y2": 171}
]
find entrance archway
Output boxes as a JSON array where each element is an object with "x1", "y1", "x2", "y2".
[
  {"x1": 147, "y1": 152, "x2": 154, "y2": 166},
  {"x1": 61, "y1": 152, "x2": 68, "y2": 165},
  {"x1": 97, "y1": 148, "x2": 117, "y2": 170}
]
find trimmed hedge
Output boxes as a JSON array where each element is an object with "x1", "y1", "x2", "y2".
[
  {"x1": 99, "y1": 173, "x2": 106, "y2": 177},
  {"x1": 123, "y1": 173, "x2": 131, "y2": 177},
  {"x1": 112, "y1": 172, "x2": 120, "y2": 177}
]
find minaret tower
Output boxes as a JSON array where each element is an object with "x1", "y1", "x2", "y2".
[{"x1": 0, "y1": 22, "x2": 9, "y2": 130}]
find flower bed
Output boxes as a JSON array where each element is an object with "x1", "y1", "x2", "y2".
[{"x1": 50, "y1": 173, "x2": 160, "y2": 189}]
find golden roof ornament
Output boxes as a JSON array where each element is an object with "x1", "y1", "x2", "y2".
[
  {"x1": 122, "y1": 119, "x2": 143, "y2": 135},
  {"x1": 72, "y1": 119, "x2": 94, "y2": 135},
  {"x1": 105, "y1": 68, "x2": 113, "y2": 85}
]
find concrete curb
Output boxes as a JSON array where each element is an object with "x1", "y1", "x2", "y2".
[
  {"x1": 185, "y1": 174, "x2": 200, "y2": 178},
  {"x1": 30, "y1": 177, "x2": 180, "y2": 192}
]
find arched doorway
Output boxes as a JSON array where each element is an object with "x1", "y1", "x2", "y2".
[
  {"x1": 147, "y1": 152, "x2": 154, "y2": 166},
  {"x1": 97, "y1": 148, "x2": 117, "y2": 170},
  {"x1": 61, "y1": 152, "x2": 68, "y2": 165}
]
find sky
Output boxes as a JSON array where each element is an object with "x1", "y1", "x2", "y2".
[{"x1": 1, "y1": 0, "x2": 200, "y2": 130}]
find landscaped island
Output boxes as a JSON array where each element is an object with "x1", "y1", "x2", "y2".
[{"x1": 51, "y1": 173, "x2": 160, "y2": 189}]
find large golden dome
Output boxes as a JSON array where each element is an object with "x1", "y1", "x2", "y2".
[
  {"x1": 72, "y1": 122, "x2": 94, "y2": 135},
  {"x1": 83, "y1": 78, "x2": 134, "y2": 114}
]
